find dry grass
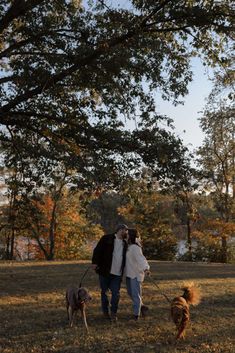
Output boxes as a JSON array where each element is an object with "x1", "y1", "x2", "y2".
[{"x1": 0, "y1": 260, "x2": 235, "y2": 353}]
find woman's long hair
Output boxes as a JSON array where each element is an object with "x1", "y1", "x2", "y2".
[{"x1": 128, "y1": 228, "x2": 142, "y2": 247}]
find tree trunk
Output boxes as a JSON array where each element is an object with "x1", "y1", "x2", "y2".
[
  {"x1": 35, "y1": 236, "x2": 50, "y2": 260},
  {"x1": 48, "y1": 201, "x2": 57, "y2": 261},
  {"x1": 186, "y1": 218, "x2": 193, "y2": 261},
  {"x1": 232, "y1": 130, "x2": 235, "y2": 199},
  {"x1": 8, "y1": 185, "x2": 18, "y2": 260},
  {"x1": 5, "y1": 232, "x2": 10, "y2": 260},
  {"x1": 9, "y1": 227, "x2": 15, "y2": 260}
]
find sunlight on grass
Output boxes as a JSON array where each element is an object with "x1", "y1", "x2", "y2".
[{"x1": 0, "y1": 261, "x2": 234, "y2": 353}]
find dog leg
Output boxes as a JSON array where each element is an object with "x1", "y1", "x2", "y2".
[
  {"x1": 66, "y1": 304, "x2": 69, "y2": 321},
  {"x1": 81, "y1": 307, "x2": 89, "y2": 333},
  {"x1": 68, "y1": 306, "x2": 74, "y2": 327},
  {"x1": 66, "y1": 295, "x2": 69, "y2": 321},
  {"x1": 176, "y1": 329, "x2": 186, "y2": 340},
  {"x1": 176, "y1": 305, "x2": 189, "y2": 339}
]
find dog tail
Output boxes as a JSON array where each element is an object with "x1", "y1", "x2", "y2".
[{"x1": 181, "y1": 282, "x2": 201, "y2": 306}]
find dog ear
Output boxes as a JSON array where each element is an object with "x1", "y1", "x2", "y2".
[
  {"x1": 78, "y1": 287, "x2": 91, "y2": 301},
  {"x1": 78, "y1": 287, "x2": 86, "y2": 298}
]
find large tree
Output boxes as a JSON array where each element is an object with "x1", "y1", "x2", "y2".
[
  {"x1": 0, "y1": 0, "x2": 234, "y2": 166},
  {"x1": 197, "y1": 102, "x2": 235, "y2": 262}
]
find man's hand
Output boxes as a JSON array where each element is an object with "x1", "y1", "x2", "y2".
[
  {"x1": 144, "y1": 269, "x2": 151, "y2": 276},
  {"x1": 92, "y1": 264, "x2": 99, "y2": 271}
]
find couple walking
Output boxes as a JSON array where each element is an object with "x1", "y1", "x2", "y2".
[{"x1": 92, "y1": 224, "x2": 150, "y2": 321}]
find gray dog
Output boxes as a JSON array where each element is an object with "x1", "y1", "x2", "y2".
[{"x1": 65, "y1": 286, "x2": 92, "y2": 331}]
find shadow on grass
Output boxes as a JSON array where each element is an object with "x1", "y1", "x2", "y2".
[
  {"x1": 0, "y1": 262, "x2": 98, "y2": 297},
  {"x1": 0, "y1": 261, "x2": 234, "y2": 298}
]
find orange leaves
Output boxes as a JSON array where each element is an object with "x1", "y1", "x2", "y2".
[
  {"x1": 195, "y1": 218, "x2": 235, "y2": 239},
  {"x1": 22, "y1": 190, "x2": 103, "y2": 260}
]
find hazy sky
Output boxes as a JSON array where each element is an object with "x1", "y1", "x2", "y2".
[
  {"x1": 155, "y1": 58, "x2": 213, "y2": 151},
  {"x1": 105, "y1": 0, "x2": 214, "y2": 151}
]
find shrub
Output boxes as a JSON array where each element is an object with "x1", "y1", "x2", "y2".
[{"x1": 142, "y1": 226, "x2": 177, "y2": 260}]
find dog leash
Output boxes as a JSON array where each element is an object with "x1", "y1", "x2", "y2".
[
  {"x1": 79, "y1": 265, "x2": 93, "y2": 288},
  {"x1": 146, "y1": 275, "x2": 171, "y2": 304}
]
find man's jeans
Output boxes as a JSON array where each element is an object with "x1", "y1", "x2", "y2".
[
  {"x1": 99, "y1": 274, "x2": 122, "y2": 314},
  {"x1": 126, "y1": 277, "x2": 143, "y2": 316}
]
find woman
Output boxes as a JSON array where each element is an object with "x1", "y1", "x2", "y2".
[{"x1": 125, "y1": 228, "x2": 150, "y2": 320}]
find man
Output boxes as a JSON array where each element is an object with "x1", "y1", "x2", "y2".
[{"x1": 92, "y1": 224, "x2": 128, "y2": 321}]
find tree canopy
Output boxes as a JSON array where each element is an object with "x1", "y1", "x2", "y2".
[{"x1": 0, "y1": 0, "x2": 234, "y2": 185}]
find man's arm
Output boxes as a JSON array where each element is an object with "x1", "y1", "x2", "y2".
[{"x1": 91, "y1": 236, "x2": 104, "y2": 266}]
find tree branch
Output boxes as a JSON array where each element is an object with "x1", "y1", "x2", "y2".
[
  {"x1": 0, "y1": 0, "x2": 45, "y2": 34},
  {"x1": 0, "y1": 1, "x2": 232, "y2": 117},
  {"x1": 0, "y1": 75, "x2": 18, "y2": 84},
  {"x1": 141, "y1": 0, "x2": 176, "y2": 26},
  {"x1": 0, "y1": 29, "x2": 81, "y2": 60}
]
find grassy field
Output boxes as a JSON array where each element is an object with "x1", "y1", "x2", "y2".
[{"x1": 0, "y1": 260, "x2": 234, "y2": 353}]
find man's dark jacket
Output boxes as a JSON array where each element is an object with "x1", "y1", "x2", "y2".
[
  {"x1": 92, "y1": 234, "x2": 127, "y2": 277},
  {"x1": 92, "y1": 234, "x2": 115, "y2": 276}
]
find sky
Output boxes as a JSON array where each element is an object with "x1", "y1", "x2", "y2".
[
  {"x1": 155, "y1": 58, "x2": 213, "y2": 151},
  {"x1": 108, "y1": 0, "x2": 214, "y2": 152}
]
